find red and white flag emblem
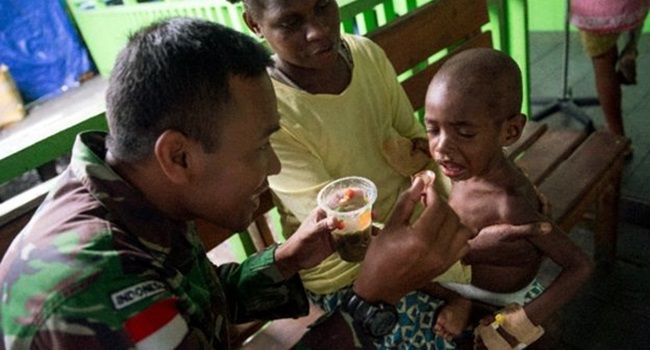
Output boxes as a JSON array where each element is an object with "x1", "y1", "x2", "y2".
[{"x1": 124, "y1": 297, "x2": 189, "y2": 349}]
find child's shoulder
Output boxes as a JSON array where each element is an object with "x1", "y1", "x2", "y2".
[
  {"x1": 499, "y1": 176, "x2": 546, "y2": 225},
  {"x1": 459, "y1": 172, "x2": 543, "y2": 223}
]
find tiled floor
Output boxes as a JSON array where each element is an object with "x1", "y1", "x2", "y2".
[
  {"x1": 529, "y1": 32, "x2": 650, "y2": 349},
  {"x1": 1, "y1": 29, "x2": 649, "y2": 349}
]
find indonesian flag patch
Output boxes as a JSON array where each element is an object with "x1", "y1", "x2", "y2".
[{"x1": 124, "y1": 297, "x2": 189, "y2": 349}]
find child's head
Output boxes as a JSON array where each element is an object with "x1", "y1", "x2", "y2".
[
  {"x1": 230, "y1": 0, "x2": 342, "y2": 70},
  {"x1": 424, "y1": 48, "x2": 526, "y2": 181}
]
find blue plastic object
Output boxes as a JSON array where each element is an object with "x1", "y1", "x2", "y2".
[{"x1": 0, "y1": 0, "x2": 95, "y2": 104}]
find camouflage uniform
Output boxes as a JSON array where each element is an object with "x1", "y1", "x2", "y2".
[{"x1": 0, "y1": 132, "x2": 309, "y2": 349}]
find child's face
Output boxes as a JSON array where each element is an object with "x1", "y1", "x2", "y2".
[{"x1": 424, "y1": 80, "x2": 509, "y2": 182}]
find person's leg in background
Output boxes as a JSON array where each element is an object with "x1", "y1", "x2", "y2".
[
  {"x1": 581, "y1": 31, "x2": 626, "y2": 137},
  {"x1": 592, "y1": 45, "x2": 625, "y2": 136},
  {"x1": 618, "y1": 24, "x2": 643, "y2": 85}
]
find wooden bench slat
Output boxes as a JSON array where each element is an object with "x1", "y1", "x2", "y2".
[
  {"x1": 538, "y1": 130, "x2": 629, "y2": 259},
  {"x1": 368, "y1": 0, "x2": 489, "y2": 75},
  {"x1": 338, "y1": 0, "x2": 387, "y2": 22},
  {"x1": 0, "y1": 178, "x2": 58, "y2": 257},
  {"x1": 593, "y1": 155, "x2": 627, "y2": 260},
  {"x1": 515, "y1": 128, "x2": 587, "y2": 185},
  {"x1": 539, "y1": 131, "x2": 630, "y2": 227},
  {"x1": 556, "y1": 159, "x2": 623, "y2": 232},
  {"x1": 248, "y1": 214, "x2": 278, "y2": 251}
]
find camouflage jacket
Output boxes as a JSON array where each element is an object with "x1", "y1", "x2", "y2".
[{"x1": 0, "y1": 132, "x2": 309, "y2": 349}]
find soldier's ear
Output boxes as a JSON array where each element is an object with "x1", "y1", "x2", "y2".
[{"x1": 154, "y1": 130, "x2": 192, "y2": 185}]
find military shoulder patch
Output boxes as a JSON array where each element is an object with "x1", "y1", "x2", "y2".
[{"x1": 111, "y1": 280, "x2": 166, "y2": 310}]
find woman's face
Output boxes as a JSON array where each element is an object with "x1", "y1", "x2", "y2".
[{"x1": 245, "y1": 0, "x2": 341, "y2": 70}]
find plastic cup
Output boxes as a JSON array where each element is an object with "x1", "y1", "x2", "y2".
[{"x1": 317, "y1": 176, "x2": 377, "y2": 262}]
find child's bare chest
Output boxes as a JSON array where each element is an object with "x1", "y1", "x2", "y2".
[
  {"x1": 449, "y1": 186, "x2": 504, "y2": 233},
  {"x1": 448, "y1": 180, "x2": 540, "y2": 233}
]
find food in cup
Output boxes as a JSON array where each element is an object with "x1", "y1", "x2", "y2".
[
  {"x1": 331, "y1": 188, "x2": 372, "y2": 261},
  {"x1": 317, "y1": 177, "x2": 377, "y2": 262}
]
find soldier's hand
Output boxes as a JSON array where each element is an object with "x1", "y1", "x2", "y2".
[{"x1": 353, "y1": 177, "x2": 473, "y2": 304}]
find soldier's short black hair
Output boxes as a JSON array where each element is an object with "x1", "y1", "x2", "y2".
[{"x1": 105, "y1": 17, "x2": 272, "y2": 162}]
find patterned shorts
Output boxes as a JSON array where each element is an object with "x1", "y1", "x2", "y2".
[
  {"x1": 309, "y1": 287, "x2": 454, "y2": 349},
  {"x1": 307, "y1": 281, "x2": 544, "y2": 350}
]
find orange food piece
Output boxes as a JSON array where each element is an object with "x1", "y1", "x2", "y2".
[
  {"x1": 338, "y1": 188, "x2": 358, "y2": 208},
  {"x1": 358, "y1": 210, "x2": 372, "y2": 229}
]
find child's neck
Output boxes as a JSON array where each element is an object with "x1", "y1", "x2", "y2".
[
  {"x1": 448, "y1": 155, "x2": 527, "y2": 233},
  {"x1": 456, "y1": 153, "x2": 518, "y2": 189}
]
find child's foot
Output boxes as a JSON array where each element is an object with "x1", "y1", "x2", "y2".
[
  {"x1": 617, "y1": 51, "x2": 637, "y2": 85},
  {"x1": 434, "y1": 297, "x2": 472, "y2": 340}
]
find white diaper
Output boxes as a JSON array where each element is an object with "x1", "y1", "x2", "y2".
[{"x1": 441, "y1": 280, "x2": 539, "y2": 307}]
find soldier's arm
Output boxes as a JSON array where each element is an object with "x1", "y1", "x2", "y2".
[{"x1": 217, "y1": 245, "x2": 310, "y2": 324}]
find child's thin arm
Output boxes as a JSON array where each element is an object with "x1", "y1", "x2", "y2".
[
  {"x1": 419, "y1": 281, "x2": 462, "y2": 300},
  {"x1": 522, "y1": 220, "x2": 593, "y2": 325}
]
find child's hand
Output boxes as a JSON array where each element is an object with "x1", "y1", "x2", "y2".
[
  {"x1": 412, "y1": 137, "x2": 430, "y2": 156},
  {"x1": 412, "y1": 169, "x2": 436, "y2": 204},
  {"x1": 474, "y1": 303, "x2": 544, "y2": 350}
]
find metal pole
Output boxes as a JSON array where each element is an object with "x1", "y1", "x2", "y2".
[{"x1": 561, "y1": 0, "x2": 571, "y2": 100}]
